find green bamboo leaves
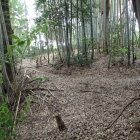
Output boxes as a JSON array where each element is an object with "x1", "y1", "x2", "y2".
[{"x1": 6, "y1": 34, "x2": 31, "y2": 58}]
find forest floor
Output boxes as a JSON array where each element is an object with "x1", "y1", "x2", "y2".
[{"x1": 17, "y1": 54, "x2": 140, "y2": 140}]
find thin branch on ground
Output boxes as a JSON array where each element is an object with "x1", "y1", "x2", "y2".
[
  {"x1": 80, "y1": 90, "x2": 92, "y2": 92},
  {"x1": 38, "y1": 87, "x2": 64, "y2": 92},
  {"x1": 105, "y1": 97, "x2": 140, "y2": 130},
  {"x1": 13, "y1": 91, "x2": 22, "y2": 131},
  {"x1": 30, "y1": 90, "x2": 61, "y2": 111}
]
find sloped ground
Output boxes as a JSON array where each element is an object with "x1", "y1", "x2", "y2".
[{"x1": 18, "y1": 55, "x2": 140, "y2": 140}]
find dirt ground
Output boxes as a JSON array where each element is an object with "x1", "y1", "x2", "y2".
[{"x1": 18, "y1": 55, "x2": 140, "y2": 140}]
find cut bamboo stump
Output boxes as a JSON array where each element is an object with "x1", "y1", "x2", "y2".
[{"x1": 55, "y1": 114, "x2": 67, "y2": 131}]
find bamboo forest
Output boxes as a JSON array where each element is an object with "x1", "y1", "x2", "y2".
[{"x1": 0, "y1": 0, "x2": 140, "y2": 139}]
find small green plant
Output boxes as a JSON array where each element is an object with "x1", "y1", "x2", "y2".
[
  {"x1": 0, "y1": 63, "x2": 15, "y2": 139},
  {"x1": 35, "y1": 76, "x2": 50, "y2": 83},
  {"x1": 7, "y1": 34, "x2": 31, "y2": 58},
  {"x1": 76, "y1": 54, "x2": 92, "y2": 67},
  {"x1": 17, "y1": 95, "x2": 34, "y2": 124},
  {"x1": 136, "y1": 54, "x2": 140, "y2": 58},
  {"x1": 0, "y1": 73, "x2": 3, "y2": 84},
  {"x1": 0, "y1": 95, "x2": 32, "y2": 140},
  {"x1": 0, "y1": 103, "x2": 16, "y2": 140}
]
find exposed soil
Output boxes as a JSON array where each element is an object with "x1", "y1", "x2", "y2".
[{"x1": 18, "y1": 55, "x2": 140, "y2": 140}]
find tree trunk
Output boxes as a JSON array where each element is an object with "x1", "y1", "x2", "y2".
[
  {"x1": 90, "y1": 0, "x2": 94, "y2": 60},
  {"x1": 1, "y1": 0, "x2": 14, "y2": 82},
  {"x1": 76, "y1": 0, "x2": 80, "y2": 58},
  {"x1": 80, "y1": 0, "x2": 87, "y2": 60},
  {"x1": 55, "y1": 28, "x2": 63, "y2": 62},
  {"x1": 64, "y1": 0, "x2": 70, "y2": 67},
  {"x1": 132, "y1": 0, "x2": 140, "y2": 27},
  {"x1": 126, "y1": 0, "x2": 130, "y2": 66},
  {"x1": 105, "y1": 0, "x2": 110, "y2": 53}
]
